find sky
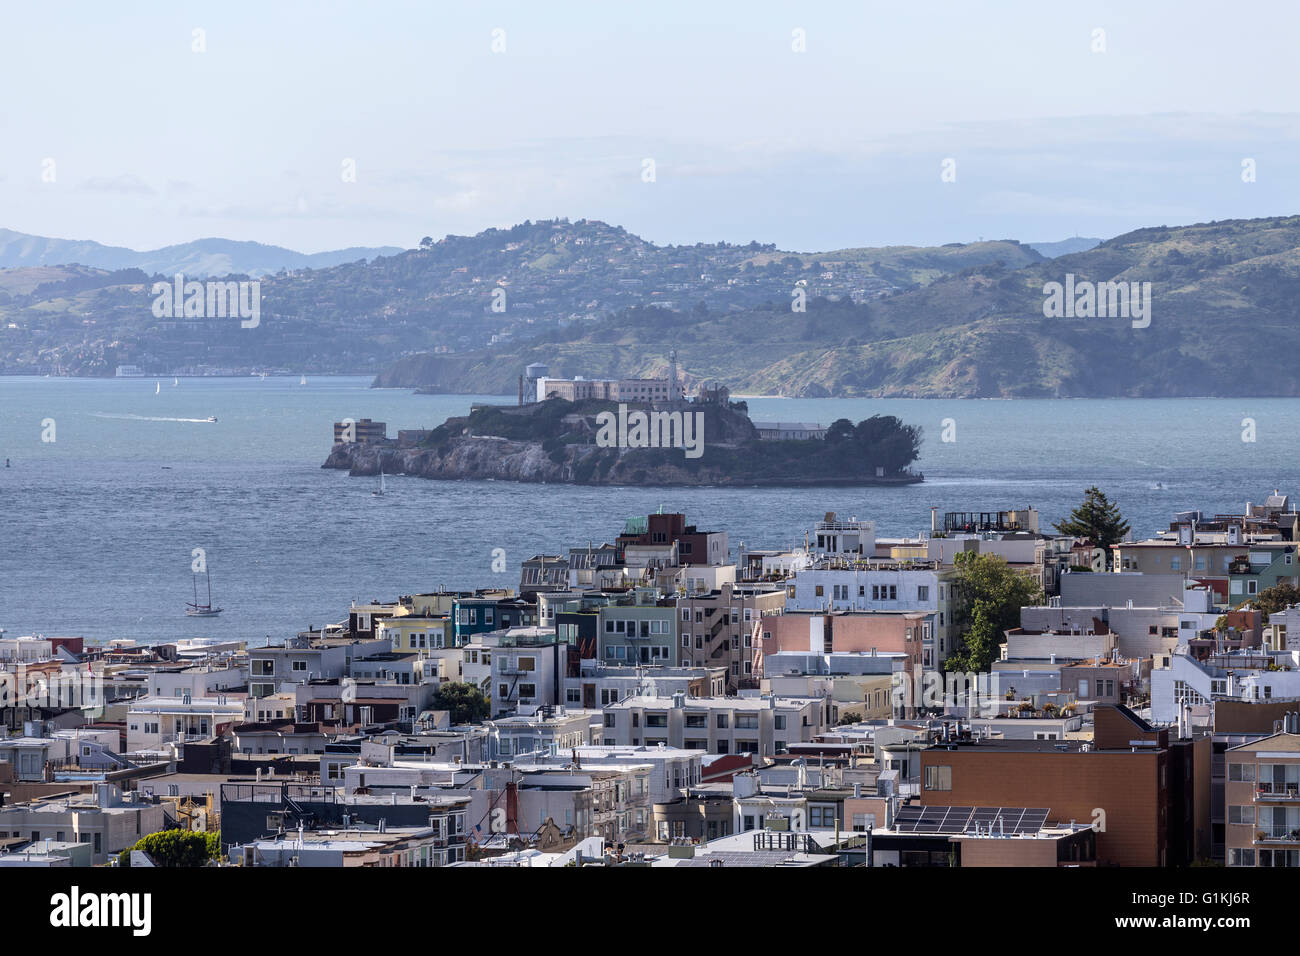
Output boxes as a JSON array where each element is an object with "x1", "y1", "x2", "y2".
[{"x1": 1, "y1": 0, "x2": 1298, "y2": 254}]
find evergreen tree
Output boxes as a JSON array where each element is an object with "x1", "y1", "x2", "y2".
[{"x1": 1053, "y1": 486, "x2": 1131, "y2": 560}]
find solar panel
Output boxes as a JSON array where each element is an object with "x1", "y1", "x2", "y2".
[{"x1": 893, "y1": 806, "x2": 1052, "y2": 835}]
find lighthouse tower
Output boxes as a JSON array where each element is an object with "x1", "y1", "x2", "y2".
[{"x1": 667, "y1": 350, "x2": 681, "y2": 402}]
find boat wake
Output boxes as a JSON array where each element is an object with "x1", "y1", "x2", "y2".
[{"x1": 92, "y1": 413, "x2": 216, "y2": 424}]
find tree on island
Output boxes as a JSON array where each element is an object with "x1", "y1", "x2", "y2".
[
  {"x1": 944, "y1": 551, "x2": 1044, "y2": 673},
  {"x1": 432, "y1": 682, "x2": 490, "y2": 724},
  {"x1": 824, "y1": 416, "x2": 922, "y2": 474},
  {"x1": 1054, "y1": 486, "x2": 1130, "y2": 564}
]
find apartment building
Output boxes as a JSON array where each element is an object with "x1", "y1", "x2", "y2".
[
  {"x1": 677, "y1": 583, "x2": 785, "y2": 690},
  {"x1": 126, "y1": 695, "x2": 245, "y2": 751},
  {"x1": 218, "y1": 782, "x2": 471, "y2": 861},
  {"x1": 597, "y1": 589, "x2": 678, "y2": 668},
  {"x1": 616, "y1": 512, "x2": 729, "y2": 567},
  {"x1": 785, "y1": 561, "x2": 962, "y2": 665},
  {"x1": 917, "y1": 706, "x2": 1211, "y2": 866},
  {"x1": 601, "y1": 692, "x2": 830, "y2": 756},
  {"x1": 1224, "y1": 722, "x2": 1300, "y2": 867},
  {"x1": 563, "y1": 662, "x2": 726, "y2": 710},
  {"x1": 487, "y1": 707, "x2": 603, "y2": 758},
  {"x1": 248, "y1": 641, "x2": 349, "y2": 698},
  {"x1": 0, "y1": 784, "x2": 167, "y2": 865}
]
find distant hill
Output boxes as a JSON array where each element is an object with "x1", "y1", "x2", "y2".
[
  {"x1": 0, "y1": 218, "x2": 1040, "y2": 377},
  {"x1": 377, "y1": 215, "x2": 1300, "y2": 398},
  {"x1": 1028, "y1": 237, "x2": 1104, "y2": 258},
  {"x1": 11, "y1": 215, "x2": 1300, "y2": 397},
  {"x1": 0, "y1": 229, "x2": 404, "y2": 277}
]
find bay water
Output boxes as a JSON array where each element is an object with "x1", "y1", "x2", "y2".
[{"x1": 1, "y1": 375, "x2": 1293, "y2": 645}]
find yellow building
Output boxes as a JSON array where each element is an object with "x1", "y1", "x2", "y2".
[{"x1": 377, "y1": 615, "x2": 452, "y2": 652}]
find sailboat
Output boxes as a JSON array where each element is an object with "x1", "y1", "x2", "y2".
[
  {"x1": 300, "y1": 374, "x2": 307, "y2": 385},
  {"x1": 372, "y1": 468, "x2": 387, "y2": 497},
  {"x1": 173, "y1": 377, "x2": 179, "y2": 387},
  {"x1": 155, "y1": 381, "x2": 161, "y2": 394},
  {"x1": 185, "y1": 565, "x2": 224, "y2": 617}
]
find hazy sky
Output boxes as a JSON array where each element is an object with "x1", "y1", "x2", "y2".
[{"x1": 2, "y1": 0, "x2": 1298, "y2": 253}]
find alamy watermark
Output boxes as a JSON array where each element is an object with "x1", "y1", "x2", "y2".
[
  {"x1": 595, "y1": 404, "x2": 704, "y2": 459},
  {"x1": 1042, "y1": 273, "x2": 1150, "y2": 328},
  {"x1": 893, "y1": 670, "x2": 1001, "y2": 716},
  {"x1": 152, "y1": 274, "x2": 260, "y2": 328},
  {"x1": 1, "y1": 665, "x2": 104, "y2": 718}
]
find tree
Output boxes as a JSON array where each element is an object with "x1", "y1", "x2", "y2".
[
  {"x1": 117, "y1": 829, "x2": 220, "y2": 867},
  {"x1": 1249, "y1": 581, "x2": 1300, "y2": 622},
  {"x1": 1053, "y1": 486, "x2": 1130, "y2": 560},
  {"x1": 432, "y1": 681, "x2": 490, "y2": 724},
  {"x1": 944, "y1": 551, "x2": 1044, "y2": 673},
  {"x1": 419, "y1": 236, "x2": 434, "y2": 249},
  {"x1": 824, "y1": 418, "x2": 857, "y2": 444}
]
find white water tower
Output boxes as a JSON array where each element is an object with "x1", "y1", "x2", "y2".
[{"x1": 524, "y1": 363, "x2": 549, "y2": 404}]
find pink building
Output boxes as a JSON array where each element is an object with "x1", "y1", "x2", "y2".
[{"x1": 760, "y1": 610, "x2": 926, "y2": 679}]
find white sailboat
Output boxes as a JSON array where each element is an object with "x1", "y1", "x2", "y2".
[
  {"x1": 185, "y1": 565, "x2": 224, "y2": 617},
  {"x1": 300, "y1": 374, "x2": 307, "y2": 385},
  {"x1": 155, "y1": 381, "x2": 161, "y2": 394},
  {"x1": 372, "y1": 468, "x2": 387, "y2": 497},
  {"x1": 173, "y1": 377, "x2": 179, "y2": 387}
]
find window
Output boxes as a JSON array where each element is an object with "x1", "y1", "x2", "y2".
[
  {"x1": 774, "y1": 715, "x2": 786, "y2": 730},
  {"x1": 809, "y1": 806, "x2": 835, "y2": 828},
  {"x1": 1229, "y1": 763, "x2": 1256, "y2": 783},
  {"x1": 917, "y1": 586, "x2": 929, "y2": 601},
  {"x1": 291, "y1": 660, "x2": 307, "y2": 672},
  {"x1": 924, "y1": 765, "x2": 952, "y2": 791},
  {"x1": 1248, "y1": 580, "x2": 1259, "y2": 595},
  {"x1": 1227, "y1": 848, "x2": 1255, "y2": 867},
  {"x1": 682, "y1": 634, "x2": 690, "y2": 647},
  {"x1": 1228, "y1": 805, "x2": 1255, "y2": 825},
  {"x1": 604, "y1": 713, "x2": 616, "y2": 727},
  {"x1": 716, "y1": 714, "x2": 729, "y2": 728},
  {"x1": 685, "y1": 714, "x2": 706, "y2": 728},
  {"x1": 815, "y1": 585, "x2": 824, "y2": 597}
]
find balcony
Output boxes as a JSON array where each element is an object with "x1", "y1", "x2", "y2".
[
  {"x1": 1254, "y1": 825, "x2": 1300, "y2": 844},
  {"x1": 1257, "y1": 783, "x2": 1300, "y2": 801}
]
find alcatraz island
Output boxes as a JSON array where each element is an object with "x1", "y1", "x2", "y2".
[{"x1": 323, "y1": 357, "x2": 924, "y2": 487}]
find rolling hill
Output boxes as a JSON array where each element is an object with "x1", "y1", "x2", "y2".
[{"x1": 0, "y1": 229, "x2": 403, "y2": 277}]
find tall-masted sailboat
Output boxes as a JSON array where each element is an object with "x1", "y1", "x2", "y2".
[{"x1": 186, "y1": 565, "x2": 224, "y2": 617}]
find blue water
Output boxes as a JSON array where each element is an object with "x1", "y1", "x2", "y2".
[{"x1": 1, "y1": 376, "x2": 1295, "y2": 645}]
